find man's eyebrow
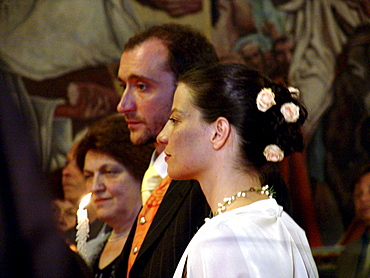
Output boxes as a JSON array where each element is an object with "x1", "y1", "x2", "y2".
[{"x1": 118, "y1": 74, "x2": 156, "y2": 83}]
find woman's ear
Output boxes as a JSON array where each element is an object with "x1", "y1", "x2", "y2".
[{"x1": 210, "y1": 117, "x2": 231, "y2": 150}]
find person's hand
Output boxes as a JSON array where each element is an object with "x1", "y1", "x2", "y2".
[
  {"x1": 54, "y1": 82, "x2": 120, "y2": 119},
  {"x1": 137, "y1": 0, "x2": 202, "y2": 17}
]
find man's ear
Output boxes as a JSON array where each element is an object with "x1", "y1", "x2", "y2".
[{"x1": 210, "y1": 117, "x2": 231, "y2": 150}]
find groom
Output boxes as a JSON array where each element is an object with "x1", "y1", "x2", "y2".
[{"x1": 115, "y1": 23, "x2": 219, "y2": 277}]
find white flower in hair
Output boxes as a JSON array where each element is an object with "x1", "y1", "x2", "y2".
[
  {"x1": 256, "y1": 88, "x2": 276, "y2": 112},
  {"x1": 288, "y1": 86, "x2": 300, "y2": 99},
  {"x1": 263, "y1": 144, "x2": 284, "y2": 162},
  {"x1": 281, "y1": 102, "x2": 300, "y2": 123}
]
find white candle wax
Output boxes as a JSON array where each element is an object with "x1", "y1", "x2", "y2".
[{"x1": 76, "y1": 193, "x2": 91, "y2": 260}]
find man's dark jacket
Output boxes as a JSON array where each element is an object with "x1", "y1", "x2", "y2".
[{"x1": 115, "y1": 179, "x2": 210, "y2": 277}]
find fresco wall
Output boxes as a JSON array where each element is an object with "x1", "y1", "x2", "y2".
[{"x1": 1, "y1": 0, "x2": 370, "y2": 251}]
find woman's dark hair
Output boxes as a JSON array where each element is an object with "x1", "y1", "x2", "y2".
[
  {"x1": 179, "y1": 63, "x2": 307, "y2": 173},
  {"x1": 75, "y1": 114, "x2": 153, "y2": 181}
]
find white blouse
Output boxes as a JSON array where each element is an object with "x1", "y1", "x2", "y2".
[{"x1": 174, "y1": 198, "x2": 318, "y2": 277}]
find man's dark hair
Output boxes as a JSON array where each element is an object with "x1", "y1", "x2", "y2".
[{"x1": 123, "y1": 23, "x2": 219, "y2": 79}]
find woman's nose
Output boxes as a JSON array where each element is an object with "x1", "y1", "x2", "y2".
[
  {"x1": 157, "y1": 124, "x2": 170, "y2": 145},
  {"x1": 91, "y1": 174, "x2": 105, "y2": 192}
]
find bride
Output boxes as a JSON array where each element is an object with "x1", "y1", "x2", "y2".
[{"x1": 157, "y1": 63, "x2": 318, "y2": 277}]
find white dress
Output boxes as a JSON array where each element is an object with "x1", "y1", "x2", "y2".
[{"x1": 173, "y1": 198, "x2": 318, "y2": 277}]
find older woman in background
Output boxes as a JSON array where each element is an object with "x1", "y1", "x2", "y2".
[{"x1": 75, "y1": 113, "x2": 153, "y2": 277}]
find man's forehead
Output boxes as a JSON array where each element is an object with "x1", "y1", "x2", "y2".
[
  {"x1": 118, "y1": 64, "x2": 172, "y2": 85},
  {"x1": 122, "y1": 41, "x2": 170, "y2": 65},
  {"x1": 125, "y1": 38, "x2": 169, "y2": 60},
  {"x1": 119, "y1": 50, "x2": 173, "y2": 83}
]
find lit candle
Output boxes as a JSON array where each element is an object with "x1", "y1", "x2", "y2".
[{"x1": 76, "y1": 193, "x2": 91, "y2": 260}]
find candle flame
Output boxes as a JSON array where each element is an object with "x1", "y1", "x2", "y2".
[{"x1": 79, "y1": 193, "x2": 92, "y2": 209}]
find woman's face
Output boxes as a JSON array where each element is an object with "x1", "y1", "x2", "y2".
[
  {"x1": 157, "y1": 83, "x2": 214, "y2": 180},
  {"x1": 83, "y1": 150, "x2": 141, "y2": 223},
  {"x1": 52, "y1": 199, "x2": 77, "y2": 232}
]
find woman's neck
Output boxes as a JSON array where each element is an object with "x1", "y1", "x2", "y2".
[
  {"x1": 106, "y1": 202, "x2": 141, "y2": 235},
  {"x1": 198, "y1": 130, "x2": 269, "y2": 215},
  {"x1": 199, "y1": 166, "x2": 265, "y2": 214}
]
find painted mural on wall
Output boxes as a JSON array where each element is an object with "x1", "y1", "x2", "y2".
[
  {"x1": 0, "y1": 0, "x2": 211, "y2": 172},
  {"x1": 212, "y1": 0, "x2": 370, "y2": 246},
  {"x1": 1, "y1": 0, "x2": 370, "y2": 248}
]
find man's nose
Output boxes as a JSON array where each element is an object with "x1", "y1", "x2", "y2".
[{"x1": 117, "y1": 89, "x2": 136, "y2": 114}]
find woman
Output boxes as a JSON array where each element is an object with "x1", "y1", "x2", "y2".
[
  {"x1": 75, "y1": 113, "x2": 153, "y2": 277},
  {"x1": 157, "y1": 63, "x2": 318, "y2": 277},
  {"x1": 51, "y1": 198, "x2": 77, "y2": 233}
]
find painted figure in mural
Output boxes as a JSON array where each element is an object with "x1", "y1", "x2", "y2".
[
  {"x1": 270, "y1": 35, "x2": 295, "y2": 85},
  {"x1": 324, "y1": 24, "x2": 370, "y2": 233},
  {"x1": 272, "y1": 0, "x2": 370, "y2": 137},
  {"x1": 236, "y1": 39, "x2": 268, "y2": 74},
  {"x1": 0, "y1": 0, "x2": 206, "y2": 173}
]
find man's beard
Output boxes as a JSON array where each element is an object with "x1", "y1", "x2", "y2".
[{"x1": 130, "y1": 129, "x2": 157, "y2": 146}]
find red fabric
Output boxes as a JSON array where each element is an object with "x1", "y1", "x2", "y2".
[{"x1": 280, "y1": 151, "x2": 323, "y2": 247}]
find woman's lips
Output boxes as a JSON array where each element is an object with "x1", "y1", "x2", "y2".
[
  {"x1": 94, "y1": 197, "x2": 111, "y2": 205},
  {"x1": 164, "y1": 153, "x2": 171, "y2": 162}
]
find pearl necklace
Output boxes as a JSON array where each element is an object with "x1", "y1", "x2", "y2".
[
  {"x1": 214, "y1": 185, "x2": 274, "y2": 216},
  {"x1": 108, "y1": 230, "x2": 130, "y2": 242}
]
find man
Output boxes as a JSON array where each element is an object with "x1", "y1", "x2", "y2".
[
  {"x1": 337, "y1": 165, "x2": 370, "y2": 278},
  {"x1": 115, "y1": 23, "x2": 219, "y2": 277}
]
